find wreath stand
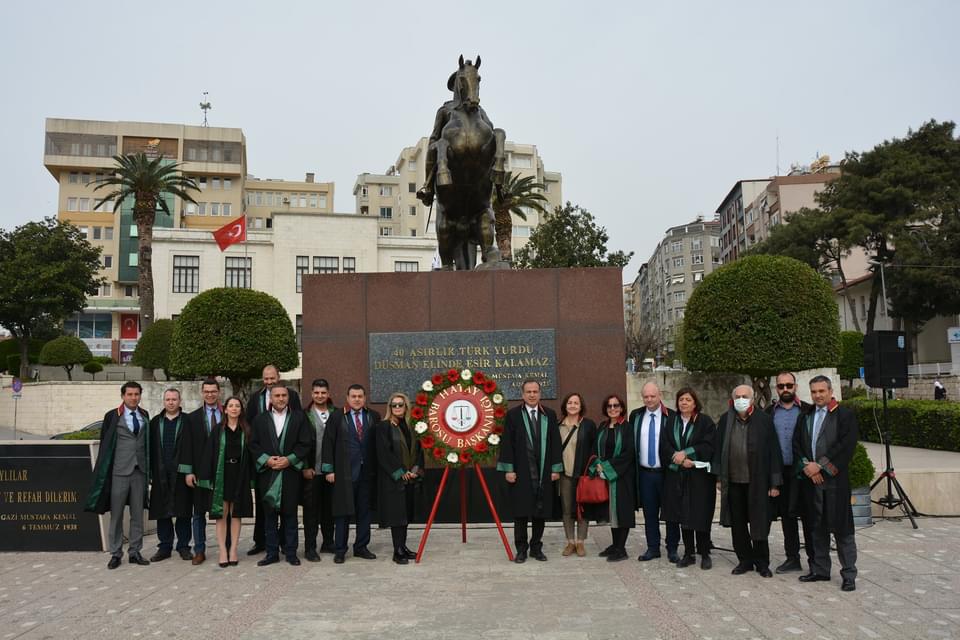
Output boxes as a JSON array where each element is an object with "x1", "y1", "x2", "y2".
[{"x1": 415, "y1": 464, "x2": 514, "y2": 562}]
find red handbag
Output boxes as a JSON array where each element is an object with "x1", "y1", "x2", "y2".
[{"x1": 576, "y1": 455, "x2": 609, "y2": 517}]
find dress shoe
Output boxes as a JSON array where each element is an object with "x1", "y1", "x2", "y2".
[
  {"x1": 107, "y1": 556, "x2": 122, "y2": 570},
  {"x1": 128, "y1": 553, "x2": 150, "y2": 566},
  {"x1": 667, "y1": 550, "x2": 680, "y2": 564},
  {"x1": 638, "y1": 550, "x2": 662, "y2": 562},
  {"x1": 246, "y1": 544, "x2": 265, "y2": 556},
  {"x1": 841, "y1": 578, "x2": 856, "y2": 592},
  {"x1": 219, "y1": 562, "x2": 229, "y2": 568},
  {"x1": 757, "y1": 567, "x2": 773, "y2": 578},
  {"x1": 514, "y1": 549, "x2": 528, "y2": 563},
  {"x1": 393, "y1": 552, "x2": 409, "y2": 565},
  {"x1": 731, "y1": 563, "x2": 753, "y2": 575},
  {"x1": 562, "y1": 543, "x2": 576, "y2": 557},
  {"x1": 576, "y1": 541, "x2": 586, "y2": 557},
  {"x1": 799, "y1": 573, "x2": 831, "y2": 583},
  {"x1": 598, "y1": 545, "x2": 614, "y2": 557},
  {"x1": 353, "y1": 548, "x2": 377, "y2": 560},
  {"x1": 776, "y1": 557, "x2": 803, "y2": 574},
  {"x1": 676, "y1": 554, "x2": 696, "y2": 568},
  {"x1": 401, "y1": 546, "x2": 417, "y2": 560},
  {"x1": 149, "y1": 551, "x2": 171, "y2": 562},
  {"x1": 191, "y1": 552, "x2": 205, "y2": 566},
  {"x1": 606, "y1": 549, "x2": 628, "y2": 562},
  {"x1": 531, "y1": 549, "x2": 548, "y2": 562},
  {"x1": 305, "y1": 549, "x2": 321, "y2": 562},
  {"x1": 287, "y1": 557, "x2": 301, "y2": 566},
  {"x1": 178, "y1": 549, "x2": 194, "y2": 561},
  {"x1": 700, "y1": 554, "x2": 712, "y2": 570},
  {"x1": 333, "y1": 553, "x2": 345, "y2": 564},
  {"x1": 319, "y1": 543, "x2": 336, "y2": 554},
  {"x1": 229, "y1": 561, "x2": 238, "y2": 566},
  {"x1": 257, "y1": 556, "x2": 279, "y2": 567}
]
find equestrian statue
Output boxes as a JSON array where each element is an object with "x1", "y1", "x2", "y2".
[{"x1": 417, "y1": 55, "x2": 507, "y2": 270}]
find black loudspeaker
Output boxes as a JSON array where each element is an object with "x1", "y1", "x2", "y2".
[{"x1": 863, "y1": 331, "x2": 909, "y2": 388}]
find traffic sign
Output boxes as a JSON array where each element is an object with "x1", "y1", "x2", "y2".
[{"x1": 11, "y1": 378, "x2": 22, "y2": 393}]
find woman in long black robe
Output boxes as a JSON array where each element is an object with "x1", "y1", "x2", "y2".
[{"x1": 376, "y1": 392, "x2": 424, "y2": 565}]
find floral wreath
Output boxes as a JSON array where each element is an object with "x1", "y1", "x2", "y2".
[{"x1": 412, "y1": 368, "x2": 506, "y2": 468}]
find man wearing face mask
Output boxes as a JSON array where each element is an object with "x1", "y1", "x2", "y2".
[
  {"x1": 766, "y1": 372, "x2": 814, "y2": 574},
  {"x1": 715, "y1": 385, "x2": 783, "y2": 578}
]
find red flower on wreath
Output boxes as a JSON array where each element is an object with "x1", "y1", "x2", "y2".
[
  {"x1": 472, "y1": 371, "x2": 485, "y2": 384},
  {"x1": 475, "y1": 441, "x2": 488, "y2": 453},
  {"x1": 483, "y1": 380, "x2": 497, "y2": 393},
  {"x1": 447, "y1": 368, "x2": 460, "y2": 382},
  {"x1": 432, "y1": 447, "x2": 446, "y2": 460},
  {"x1": 421, "y1": 435, "x2": 435, "y2": 448},
  {"x1": 460, "y1": 451, "x2": 473, "y2": 465},
  {"x1": 411, "y1": 406, "x2": 425, "y2": 420},
  {"x1": 431, "y1": 373, "x2": 444, "y2": 385},
  {"x1": 494, "y1": 406, "x2": 506, "y2": 418},
  {"x1": 492, "y1": 425, "x2": 504, "y2": 434},
  {"x1": 415, "y1": 393, "x2": 429, "y2": 406}
]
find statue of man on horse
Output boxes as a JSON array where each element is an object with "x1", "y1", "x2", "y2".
[{"x1": 416, "y1": 55, "x2": 507, "y2": 270}]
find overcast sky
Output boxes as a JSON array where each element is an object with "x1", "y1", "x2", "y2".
[{"x1": 2, "y1": 1, "x2": 958, "y2": 279}]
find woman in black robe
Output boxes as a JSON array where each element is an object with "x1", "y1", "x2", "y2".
[
  {"x1": 659, "y1": 387, "x2": 717, "y2": 570},
  {"x1": 582, "y1": 394, "x2": 636, "y2": 562},
  {"x1": 375, "y1": 392, "x2": 424, "y2": 565},
  {"x1": 197, "y1": 396, "x2": 253, "y2": 567}
]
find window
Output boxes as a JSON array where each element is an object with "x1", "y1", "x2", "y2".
[
  {"x1": 92, "y1": 226, "x2": 102, "y2": 240},
  {"x1": 360, "y1": 185, "x2": 368, "y2": 197},
  {"x1": 296, "y1": 314, "x2": 303, "y2": 351},
  {"x1": 67, "y1": 197, "x2": 78, "y2": 211},
  {"x1": 299, "y1": 195, "x2": 307, "y2": 208},
  {"x1": 676, "y1": 308, "x2": 685, "y2": 320},
  {"x1": 408, "y1": 183, "x2": 416, "y2": 193},
  {"x1": 394, "y1": 261, "x2": 418, "y2": 272},
  {"x1": 671, "y1": 241, "x2": 682, "y2": 253},
  {"x1": 129, "y1": 253, "x2": 138, "y2": 267},
  {"x1": 266, "y1": 192, "x2": 273, "y2": 206},
  {"x1": 313, "y1": 256, "x2": 339, "y2": 274},
  {"x1": 343, "y1": 257, "x2": 356, "y2": 273},
  {"x1": 81, "y1": 173, "x2": 91, "y2": 185},
  {"x1": 408, "y1": 160, "x2": 417, "y2": 172},
  {"x1": 380, "y1": 207, "x2": 393, "y2": 219},
  {"x1": 674, "y1": 291, "x2": 686, "y2": 302},
  {"x1": 198, "y1": 202, "x2": 207, "y2": 216},
  {"x1": 691, "y1": 239, "x2": 703, "y2": 251},
  {"x1": 79, "y1": 198, "x2": 90, "y2": 211},
  {"x1": 210, "y1": 203, "x2": 220, "y2": 216},
  {"x1": 296, "y1": 256, "x2": 309, "y2": 292},
  {"x1": 100, "y1": 283, "x2": 112, "y2": 297},
  {"x1": 198, "y1": 177, "x2": 207, "y2": 190},
  {"x1": 103, "y1": 255, "x2": 113, "y2": 268},
  {"x1": 318, "y1": 195, "x2": 327, "y2": 209},
  {"x1": 692, "y1": 254, "x2": 704, "y2": 265},
  {"x1": 511, "y1": 155, "x2": 533, "y2": 169},
  {"x1": 104, "y1": 226, "x2": 113, "y2": 240},
  {"x1": 379, "y1": 185, "x2": 393, "y2": 196},
  {"x1": 185, "y1": 202, "x2": 197, "y2": 216},
  {"x1": 673, "y1": 257, "x2": 684, "y2": 267},
  {"x1": 225, "y1": 257, "x2": 252, "y2": 288},
  {"x1": 222, "y1": 203, "x2": 231, "y2": 216},
  {"x1": 671, "y1": 274, "x2": 685, "y2": 285},
  {"x1": 63, "y1": 313, "x2": 112, "y2": 339},
  {"x1": 212, "y1": 178, "x2": 221, "y2": 190},
  {"x1": 68, "y1": 172, "x2": 79, "y2": 184},
  {"x1": 309, "y1": 195, "x2": 317, "y2": 208},
  {"x1": 409, "y1": 206, "x2": 416, "y2": 216},
  {"x1": 411, "y1": 229, "x2": 417, "y2": 237},
  {"x1": 224, "y1": 178, "x2": 232, "y2": 190},
  {"x1": 513, "y1": 226, "x2": 531, "y2": 237},
  {"x1": 693, "y1": 272, "x2": 704, "y2": 282},
  {"x1": 380, "y1": 227, "x2": 393, "y2": 236},
  {"x1": 172, "y1": 255, "x2": 200, "y2": 293},
  {"x1": 125, "y1": 285, "x2": 136, "y2": 297}
]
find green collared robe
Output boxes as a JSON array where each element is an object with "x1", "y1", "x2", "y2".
[
  {"x1": 375, "y1": 419, "x2": 424, "y2": 527},
  {"x1": 496, "y1": 404, "x2": 563, "y2": 519},
  {"x1": 659, "y1": 412, "x2": 717, "y2": 532},
  {"x1": 147, "y1": 411, "x2": 193, "y2": 519},
  {"x1": 582, "y1": 419, "x2": 637, "y2": 528},
  {"x1": 196, "y1": 422, "x2": 254, "y2": 519},
  {"x1": 249, "y1": 409, "x2": 312, "y2": 515},
  {"x1": 85, "y1": 405, "x2": 151, "y2": 515}
]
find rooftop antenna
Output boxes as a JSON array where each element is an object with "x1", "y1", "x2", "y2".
[{"x1": 200, "y1": 92, "x2": 212, "y2": 127}]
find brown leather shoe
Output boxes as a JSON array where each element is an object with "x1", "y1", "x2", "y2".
[
  {"x1": 191, "y1": 552, "x2": 205, "y2": 566},
  {"x1": 562, "y1": 543, "x2": 576, "y2": 557},
  {"x1": 576, "y1": 541, "x2": 586, "y2": 557}
]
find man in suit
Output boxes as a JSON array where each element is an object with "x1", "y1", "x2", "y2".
[
  {"x1": 182, "y1": 377, "x2": 222, "y2": 566},
  {"x1": 630, "y1": 382, "x2": 681, "y2": 562},
  {"x1": 147, "y1": 387, "x2": 193, "y2": 562},
  {"x1": 766, "y1": 371, "x2": 814, "y2": 574},
  {"x1": 321, "y1": 383, "x2": 381, "y2": 564},
  {"x1": 496, "y1": 379, "x2": 562, "y2": 563},
  {"x1": 249, "y1": 385, "x2": 312, "y2": 566},
  {"x1": 84, "y1": 381, "x2": 151, "y2": 569},
  {"x1": 246, "y1": 364, "x2": 302, "y2": 555},
  {"x1": 302, "y1": 378, "x2": 336, "y2": 561},
  {"x1": 794, "y1": 375, "x2": 859, "y2": 592}
]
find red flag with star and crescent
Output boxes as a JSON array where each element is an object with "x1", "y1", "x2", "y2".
[{"x1": 212, "y1": 216, "x2": 246, "y2": 251}]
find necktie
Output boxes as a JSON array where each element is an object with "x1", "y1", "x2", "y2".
[
  {"x1": 208, "y1": 407, "x2": 216, "y2": 433},
  {"x1": 812, "y1": 408, "x2": 825, "y2": 452},
  {"x1": 131, "y1": 411, "x2": 140, "y2": 436},
  {"x1": 354, "y1": 412, "x2": 363, "y2": 441},
  {"x1": 647, "y1": 413, "x2": 656, "y2": 467}
]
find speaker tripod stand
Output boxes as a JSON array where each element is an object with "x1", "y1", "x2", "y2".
[{"x1": 869, "y1": 388, "x2": 919, "y2": 529}]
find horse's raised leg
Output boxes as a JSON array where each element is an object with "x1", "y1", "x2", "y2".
[
  {"x1": 492, "y1": 128, "x2": 506, "y2": 184},
  {"x1": 435, "y1": 139, "x2": 452, "y2": 187},
  {"x1": 435, "y1": 205, "x2": 456, "y2": 270}
]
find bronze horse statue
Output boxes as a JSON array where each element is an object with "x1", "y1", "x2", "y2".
[{"x1": 417, "y1": 55, "x2": 506, "y2": 270}]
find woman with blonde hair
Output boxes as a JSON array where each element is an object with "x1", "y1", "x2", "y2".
[{"x1": 375, "y1": 392, "x2": 424, "y2": 564}]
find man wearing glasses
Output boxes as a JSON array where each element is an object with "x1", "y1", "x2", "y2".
[{"x1": 766, "y1": 372, "x2": 813, "y2": 574}]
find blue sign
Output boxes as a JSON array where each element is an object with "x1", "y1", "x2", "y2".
[
  {"x1": 11, "y1": 378, "x2": 22, "y2": 393},
  {"x1": 859, "y1": 367, "x2": 865, "y2": 379}
]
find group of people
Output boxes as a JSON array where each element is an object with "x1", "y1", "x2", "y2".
[{"x1": 85, "y1": 367, "x2": 860, "y2": 591}]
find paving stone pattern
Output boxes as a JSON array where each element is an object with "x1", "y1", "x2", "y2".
[{"x1": 1, "y1": 518, "x2": 958, "y2": 639}]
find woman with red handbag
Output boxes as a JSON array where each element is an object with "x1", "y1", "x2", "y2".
[
  {"x1": 581, "y1": 394, "x2": 637, "y2": 562},
  {"x1": 557, "y1": 392, "x2": 596, "y2": 558}
]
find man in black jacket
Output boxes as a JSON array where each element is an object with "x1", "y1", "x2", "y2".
[
  {"x1": 766, "y1": 371, "x2": 814, "y2": 574},
  {"x1": 148, "y1": 387, "x2": 193, "y2": 562},
  {"x1": 182, "y1": 377, "x2": 223, "y2": 566}
]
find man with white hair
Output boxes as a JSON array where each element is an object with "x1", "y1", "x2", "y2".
[{"x1": 715, "y1": 384, "x2": 783, "y2": 578}]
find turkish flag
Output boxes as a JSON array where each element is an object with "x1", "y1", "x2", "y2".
[{"x1": 212, "y1": 216, "x2": 246, "y2": 251}]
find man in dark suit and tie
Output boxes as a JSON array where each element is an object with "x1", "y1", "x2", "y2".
[
  {"x1": 245, "y1": 364, "x2": 301, "y2": 556},
  {"x1": 321, "y1": 384, "x2": 381, "y2": 564},
  {"x1": 182, "y1": 377, "x2": 223, "y2": 566},
  {"x1": 84, "y1": 381, "x2": 151, "y2": 569}
]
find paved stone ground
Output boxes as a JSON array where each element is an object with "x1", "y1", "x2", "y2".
[{"x1": 1, "y1": 517, "x2": 959, "y2": 640}]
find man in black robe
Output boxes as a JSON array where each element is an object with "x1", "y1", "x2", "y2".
[
  {"x1": 245, "y1": 364, "x2": 302, "y2": 555},
  {"x1": 715, "y1": 384, "x2": 782, "y2": 578},
  {"x1": 793, "y1": 375, "x2": 859, "y2": 591},
  {"x1": 181, "y1": 377, "x2": 222, "y2": 566},
  {"x1": 302, "y1": 378, "x2": 336, "y2": 561},
  {"x1": 497, "y1": 379, "x2": 562, "y2": 563},
  {"x1": 250, "y1": 385, "x2": 312, "y2": 566},
  {"x1": 147, "y1": 387, "x2": 193, "y2": 562},
  {"x1": 321, "y1": 384, "x2": 381, "y2": 564}
]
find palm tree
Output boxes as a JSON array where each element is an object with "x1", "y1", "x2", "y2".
[
  {"x1": 94, "y1": 154, "x2": 198, "y2": 378},
  {"x1": 492, "y1": 172, "x2": 550, "y2": 262}
]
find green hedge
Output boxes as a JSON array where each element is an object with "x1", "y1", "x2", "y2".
[
  {"x1": 847, "y1": 398, "x2": 960, "y2": 452},
  {"x1": 62, "y1": 428, "x2": 100, "y2": 440}
]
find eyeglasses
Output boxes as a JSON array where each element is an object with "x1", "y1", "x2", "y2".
[
  {"x1": 776, "y1": 383, "x2": 795, "y2": 390},
  {"x1": 390, "y1": 402, "x2": 406, "y2": 408},
  {"x1": 606, "y1": 403, "x2": 622, "y2": 409}
]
